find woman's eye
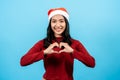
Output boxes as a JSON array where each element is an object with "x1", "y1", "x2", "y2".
[
  {"x1": 52, "y1": 20, "x2": 56, "y2": 23},
  {"x1": 60, "y1": 20, "x2": 64, "y2": 23}
]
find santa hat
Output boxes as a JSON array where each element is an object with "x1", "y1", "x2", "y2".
[{"x1": 48, "y1": 7, "x2": 69, "y2": 21}]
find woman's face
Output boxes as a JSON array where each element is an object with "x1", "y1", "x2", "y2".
[{"x1": 51, "y1": 14, "x2": 66, "y2": 37}]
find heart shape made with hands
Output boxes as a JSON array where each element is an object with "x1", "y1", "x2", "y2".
[{"x1": 49, "y1": 42, "x2": 73, "y2": 54}]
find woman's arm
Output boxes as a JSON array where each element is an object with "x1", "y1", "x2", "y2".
[
  {"x1": 20, "y1": 40, "x2": 44, "y2": 66},
  {"x1": 73, "y1": 40, "x2": 95, "y2": 68}
]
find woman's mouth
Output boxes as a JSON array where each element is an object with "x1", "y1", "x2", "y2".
[{"x1": 55, "y1": 29, "x2": 62, "y2": 32}]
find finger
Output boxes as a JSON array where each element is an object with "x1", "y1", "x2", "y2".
[
  {"x1": 53, "y1": 42, "x2": 59, "y2": 47},
  {"x1": 55, "y1": 42, "x2": 59, "y2": 47},
  {"x1": 50, "y1": 43, "x2": 56, "y2": 48},
  {"x1": 59, "y1": 49, "x2": 66, "y2": 53},
  {"x1": 49, "y1": 44, "x2": 55, "y2": 49},
  {"x1": 59, "y1": 42, "x2": 64, "y2": 48},
  {"x1": 51, "y1": 50, "x2": 59, "y2": 54},
  {"x1": 53, "y1": 51, "x2": 59, "y2": 54},
  {"x1": 60, "y1": 42, "x2": 68, "y2": 48}
]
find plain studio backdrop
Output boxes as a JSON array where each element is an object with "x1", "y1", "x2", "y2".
[{"x1": 0, "y1": 0, "x2": 120, "y2": 80}]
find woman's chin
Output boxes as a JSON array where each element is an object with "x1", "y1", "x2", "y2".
[{"x1": 55, "y1": 31, "x2": 63, "y2": 34}]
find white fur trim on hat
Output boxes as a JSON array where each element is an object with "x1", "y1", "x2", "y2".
[{"x1": 48, "y1": 10, "x2": 69, "y2": 21}]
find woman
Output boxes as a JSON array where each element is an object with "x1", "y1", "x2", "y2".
[{"x1": 20, "y1": 7, "x2": 95, "y2": 80}]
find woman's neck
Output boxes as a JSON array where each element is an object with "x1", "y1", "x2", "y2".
[{"x1": 54, "y1": 34, "x2": 62, "y2": 38}]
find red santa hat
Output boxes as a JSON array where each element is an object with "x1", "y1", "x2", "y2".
[{"x1": 48, "y1": 7, "x2": 69, "y2": 21}]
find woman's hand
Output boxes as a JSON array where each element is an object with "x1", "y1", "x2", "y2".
[
  {"x1": 43, "y1": 42, "x2": 59, "y2": 54},
  {"x1": 43, "y1": 42, "x2": 74, "y2": 55},
  {"x1": 59, "y1": 42, "x2": 73, "y2": 53}
]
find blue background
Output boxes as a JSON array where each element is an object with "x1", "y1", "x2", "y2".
[{"x1": 0, "y1": 0, "x2": 120, "y2": 80}]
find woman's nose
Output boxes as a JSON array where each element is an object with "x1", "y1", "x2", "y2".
[
  {"x1": 56, "y1": 22, "x2": 60, "y2": 26},
  {"x1": 55, "y1": 24, "x2": 61, "y2": 29}
]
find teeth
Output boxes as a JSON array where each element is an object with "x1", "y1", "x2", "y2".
[
  {"x1": 54, "y1": 26, "x2": 63, "y2": 32},
  {"x1": 56, "y1": 29, "x2": 61, "y2": 31},
  {"x1": 55, "y1": 28, "x2": 61, "y2": 31}
]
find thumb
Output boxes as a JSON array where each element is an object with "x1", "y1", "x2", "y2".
[{"x1": 59, "y1": 49, "x2": 66, "y2": 53}]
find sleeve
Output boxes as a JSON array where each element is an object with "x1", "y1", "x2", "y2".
[
  {"x1": 20, "y1": 40, "x2": 44, "y2": 66},
  {"x1": 73, "y1": 40, "x2": 95, "y2": 68}
]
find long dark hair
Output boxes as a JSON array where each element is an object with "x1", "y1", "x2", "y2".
[{"x1": 44, "y1": 16, "x2": 72, "y2": 48}]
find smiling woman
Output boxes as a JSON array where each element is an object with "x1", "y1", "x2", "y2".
[
  {"x1": 20, "y1": 7, "x2": 95, "y2": 80},
  {"x1": 51, "y1": 14, "x2": 66, "y2": 38}
]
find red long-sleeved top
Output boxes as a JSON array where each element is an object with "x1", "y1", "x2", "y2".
[{"x1": 20, "y1": 38, "x2": 95, "y2": 80}]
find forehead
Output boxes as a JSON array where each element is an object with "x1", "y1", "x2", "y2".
[{"x1": 51, "y1": 14, "x2": 64, "y2": 20}]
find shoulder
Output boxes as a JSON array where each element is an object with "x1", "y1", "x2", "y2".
[
  {"x1": 33, "y1": 39, "x2": 44, "y2": 47},
  {"x1": 36, "y1": 39, "x2": 44, "y2": 43},
  {"x1": 71, "y1": 38, "x2": 81, "y2": 44},
  {"x1": 71, "y1": 38, "x2": 84, "y2": 46},
  {"x1": 71, "y1": 38, "x2": 87, "y2": 50}
]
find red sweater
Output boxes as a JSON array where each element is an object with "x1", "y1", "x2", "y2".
[{"x1": 20, "y1": 38, "x2": 95, "y2": 80}]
